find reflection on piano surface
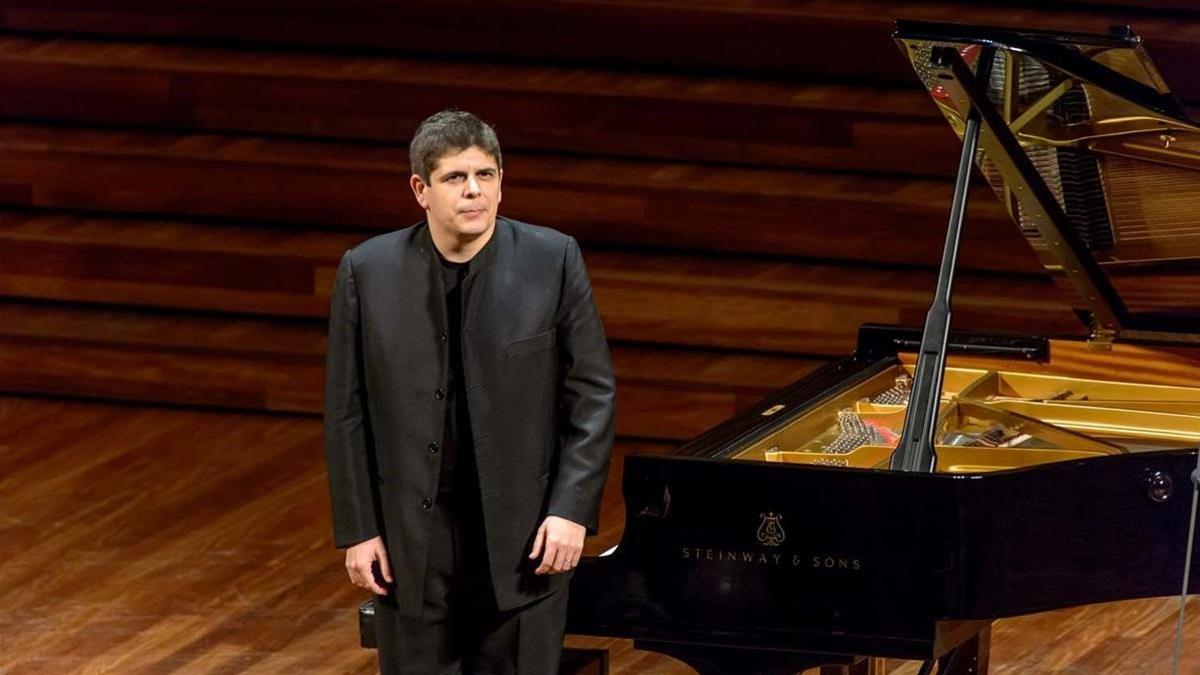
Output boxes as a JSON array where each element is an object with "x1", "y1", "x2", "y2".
[{"x1": 567, "y1": 19, "x2": 1200, "y2": 675}]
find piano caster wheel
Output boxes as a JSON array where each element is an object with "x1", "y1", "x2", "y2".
[{"x1": 1145, "y1": 471, "x2": 1174, "y2": 503}]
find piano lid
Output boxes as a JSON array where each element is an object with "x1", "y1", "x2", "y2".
[{"x1": 894, "y1": 20, "x2": 1200, "y2": 345}]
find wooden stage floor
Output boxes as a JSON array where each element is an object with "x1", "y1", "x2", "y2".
[{"x1": 3, "y1": 395, "x2": 1198, "y2": 674}]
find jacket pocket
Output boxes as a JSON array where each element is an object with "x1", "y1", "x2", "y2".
[{"x1": 505, "y1": 328, "x2": 556, "y2": 357}]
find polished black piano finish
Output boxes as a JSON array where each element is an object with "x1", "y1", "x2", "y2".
[
  {"x1": 567, "y1": 19, "x2": 1200, "y2": 674},
  {"x1": 567, "y1": 332, "x2": 1200, "y2": 671}
]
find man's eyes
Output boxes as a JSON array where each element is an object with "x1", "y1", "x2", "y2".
[{"x1": 443, "y1": 172, "x2": 496, "y2": 182}]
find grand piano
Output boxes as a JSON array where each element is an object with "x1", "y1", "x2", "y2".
[{"x1": 564, "y1": 20, "x2": 1200, "y2": 675}]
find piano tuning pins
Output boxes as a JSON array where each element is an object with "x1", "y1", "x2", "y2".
[
  {"x1": 813, "y1": 457, "x2": 851, "y2": 467},
  {"x1": 839, "y1": 409, "x2": 870, "y2": 434},
  {"x1": 825, "y1": 409, "x2": 886, "y2": 454},
  {"x1": 870, "y1": 375, "x2": 913, "y2": 406},
  {"x1": 819, "y1": 375, "x2": 914, "y2": 454}
]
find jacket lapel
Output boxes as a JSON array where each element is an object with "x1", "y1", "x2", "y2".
[{"x1": 411, "y1": 222, "x2": 448, "y2": 331}]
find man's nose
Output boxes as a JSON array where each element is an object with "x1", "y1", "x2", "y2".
[{"x1": 465, "y1": 175, "x2": 481, "y2": 196}]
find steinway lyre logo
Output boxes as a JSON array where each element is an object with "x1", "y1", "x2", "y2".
[{"x1": 756, "y1": 511, "x2": 785, "y2": 547}]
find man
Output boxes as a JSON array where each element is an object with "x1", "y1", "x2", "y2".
[{"x1": 324, "y1": 109, "x2": 616, "y2": 675}]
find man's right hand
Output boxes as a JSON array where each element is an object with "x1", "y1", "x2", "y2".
[{"x1": 345, "y1": 535, "x2": 393, "y2": 595}]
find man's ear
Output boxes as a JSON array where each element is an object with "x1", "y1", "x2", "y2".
[
  {"x1": 410, "y1": 174, "x2": 429, "y2": 210},
  {"x1": 497, "y1": 168, "x2": 503, "y2": 205}
]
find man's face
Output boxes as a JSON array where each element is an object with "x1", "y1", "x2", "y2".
[{"x1": 410, "y1": 146, "x2": 502, "y2": 240}]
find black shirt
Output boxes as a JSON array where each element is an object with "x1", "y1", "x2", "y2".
[{"x1": 434, "y1": 249, "x2": 477, "y2": 507}]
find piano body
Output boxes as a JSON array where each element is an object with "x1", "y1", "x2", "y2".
[{"x1": 565, "y1": 21, "x2": 1200, "y2": 674}]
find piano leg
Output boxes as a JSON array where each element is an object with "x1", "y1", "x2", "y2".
[{"x1": 936, "y1": 625, "x2": 991, "y2": 675}]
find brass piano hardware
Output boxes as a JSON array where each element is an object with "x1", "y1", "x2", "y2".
[
  {"x1": 948, "y1": 400, "x2": 1128, "y2": 455},
  {"x1": 1013, "y1": 117, "x2": 1194, "y2": 147},
  {"x1": 1001, "y1": 48, "x2": 1017, "y2": 125},
  {"x1": 1009, "y1": 79, "x2": 1077, "y2": 135},
  {"x1": 812, "y1": 457, "x2": 852, "y2": 467},
  {"x1": 753, "y1": 362, "x2": 1200, "y2": 471},
  {"x1": 934, "y1": 445, "x2": 1109, "y2": 473},
  {"x1": 1018, "y1": 400, "x2": 1200, "y2": 415},
  {"x1": 954, "y1": 370, "x2": 1000, "y2": 402},
  {"x1": 1088, "y1": 134, "x2": 1200, "y2": 171},
  {"x1": 766, "y1": 443, "x2": 1113, "y2": 472},
  {"x1": 938, "y1": 52, "x2": 1129, "y2": 343},
  {"x1": 910, "y1": 30, "x2": 1200, "y2": 348},
  {"x1": 765, "y1": 445, "x2": 895, "y2": 469},
  {"x1": 944, "y1": 423, "x2": 1033, "y2": 449},
  {"x1": 980, "y1": 400, "x2": 1200, "y2": 443},
  {"x1": 1088, "y1": 325, "x2": 1117, "y2": 350},
  {"x1": 960, "y1": 369, "x2": 1200, "y2": 404},
  {"x1": 761, "y1": 404, "x2": 786, "y2": 416}
]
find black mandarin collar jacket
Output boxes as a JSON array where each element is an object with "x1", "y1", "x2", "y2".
[{"x1": 323, "y1": 216, "x2": 616, "y2": 615}]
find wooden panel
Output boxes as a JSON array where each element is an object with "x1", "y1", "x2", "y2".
[
  {"x1": 4, "y1": 0, "x2": 1198, "y2": 106},
  {"x1": 0, "y1": 304, "x2": 326, "y2": 413},
  {"x1": 0, "y1": 301, "x2": 822, "y2": 439},
  {"x1": 0, "y1": 212, "x2": 359, "y2": 317},
  {"x1": 587, "y1": 251, "x2": 1079, "y2": 353},
  {"x1": 0, "y1": 212, "x2": 1080, "y2": 355},
  {"x1": 991, "y1": 0, "x2": 1200, "y2": 11},
  {"x1": 0, "y1": 35, "x2": 957, "y2": 176},
  {"x1": 0, "y1": 126, "x2": 1041, "y2": 274}
]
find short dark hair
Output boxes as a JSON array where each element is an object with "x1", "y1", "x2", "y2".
[{"x1": 408, "y1": 110, "x2": 502, "y2": 183}]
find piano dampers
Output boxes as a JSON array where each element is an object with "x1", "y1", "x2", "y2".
[
  {"x1": 976, "y1": 147, "x2": 1067, "y2": 241},
  {"x1": 1056, "y1": 148, "x2": 1115, "y2": 251},
  {"x1": 986, "y1": 50, "x2": 1091, "y2": 127},
  {"x1": 1053, "y1": 85, "x2": 1092, "y2": 127},
  {"x1": 986, "y1": 49, "x2": 1050, "y2": 107},
  {"x1": 975, "y1": 143, "x2": 1112, "y2": 252}
]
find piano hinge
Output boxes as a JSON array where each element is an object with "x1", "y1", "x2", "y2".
[{"x1": 1087, "y1": 325, "x2": 1117, "y2": 351}]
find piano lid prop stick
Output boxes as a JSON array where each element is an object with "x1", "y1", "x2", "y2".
[
  {"x1": 1170, "y1": 448, "x2": 1200, "y2": 675},
  {"x1": 890, "y1": 46, "x2": 995, "y2": 473}
]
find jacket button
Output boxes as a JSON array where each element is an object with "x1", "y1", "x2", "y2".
[
  {"x1": 439, "y1": 332, "x2": 448, "y2": 342},
  {"x1": 421, "y1": 499, "x2": 433, "y2": 510},
  {"x1": 428, "y1": 442, "x2": 439, "y2": 454},
  {"x1": 434, "y1": 388, "x2": 445, "y2": 400}
]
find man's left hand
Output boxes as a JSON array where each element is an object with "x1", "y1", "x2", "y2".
[{"x1": 528, "y1": 515, "x2": 585, "y2": 575}]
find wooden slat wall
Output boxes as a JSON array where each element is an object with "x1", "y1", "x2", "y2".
[
  {"x1": 4, "y1": 1, "x2": 1200, "y2": 106},
  {"x1": 5, "y1": 4, "x2": 1200, "y2": 673},
  {"x1": 0, "y1": 2, "x2": 1192, "y2": 438}
]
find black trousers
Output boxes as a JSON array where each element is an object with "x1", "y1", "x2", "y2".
[{"x1": 374, "y1": 498, "x2": 568, "y2": 675}]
